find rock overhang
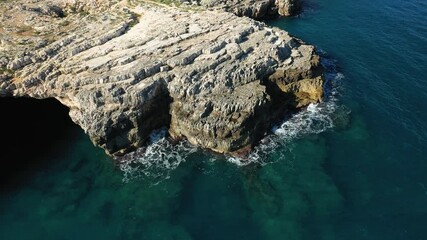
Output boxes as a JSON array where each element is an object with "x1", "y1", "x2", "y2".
[{"x1": 0, "y1": 0, "x2": 323, "y2": 157}]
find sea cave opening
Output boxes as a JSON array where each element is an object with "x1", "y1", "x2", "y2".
[{"x1": 0, "y1": 97, "x2": 80, "y2": 188}]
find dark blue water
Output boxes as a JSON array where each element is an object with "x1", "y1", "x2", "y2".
[{"x1": 1, "y1": 0, "x2": 427, "y2": 239}]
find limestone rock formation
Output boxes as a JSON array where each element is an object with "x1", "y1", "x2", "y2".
[
  {"x1": 0, "y1": 0, "x2": 322, "y2": 156},
  {"x1": 200, "y1": 0, "x2": 302, "y2": 19},
  {"x1": 275, "y1": 0, "x2": 302, "y2": 17}
]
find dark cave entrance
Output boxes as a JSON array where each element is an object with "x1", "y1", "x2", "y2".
[{"x1": 0, "y1": 97, "x2": 80, "y2": 186}]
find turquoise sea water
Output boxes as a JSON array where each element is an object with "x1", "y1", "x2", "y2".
[{"x1": 1, "y1": 0, "x2": 427, "y2": 239}]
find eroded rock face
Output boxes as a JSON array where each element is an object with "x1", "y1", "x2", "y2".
[
  {"x1": 200, "y1": 0, "x2": 301, "y2": 19},
  {"x1": 0, "y1": 0, "x2": 322, "y2": 156},
  {"x1": 275, "y1": 0, "x2": 302, "y2": 17}
]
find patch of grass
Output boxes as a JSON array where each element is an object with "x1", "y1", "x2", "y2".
[
  {"x1": 59, "y1": 20, "x2": 70, "y2": 27},
  {"x1": 0, "y1": 67, "x2": 14, "y2": 75},
  {"x1": 142, "y1": 0, "x2": 181, "y2": 7},
  {"x1": 16, "y1": 25, "x2": 33, "y2": 35},
  {"x1": 80, "y1": 11, "x2": 89, "y2": 17},
  {"x1": 67, "y1": 5, "x2": 89, "y2": 16},
  {"x1": 128, "y1": 12, "x2": 141, "y2": 28},
  {"x1": 156, "y1": 0, "x2": 174, "y2": 4}
]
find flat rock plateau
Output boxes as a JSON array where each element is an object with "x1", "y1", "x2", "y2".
[{"x1": 0, "y1": 0, "x2": 324, "y2": 157}]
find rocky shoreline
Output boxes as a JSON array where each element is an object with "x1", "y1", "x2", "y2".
[
  {"x1": 199, "y1": 0, "x2": 302, "y2": 19},
  {"x1": 0, "y1": 0, "x2": 324, "y2": 157}
]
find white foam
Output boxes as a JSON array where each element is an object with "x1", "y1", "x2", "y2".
[
  {"x1": 118, "y1": 128, "x2": 197, "y2": 182},
  {"x1": 226, "y1": 54, "x2": 346, "y2": 166},
  {"x1": 119, "y1": 54, "x2": 347, "y2": 179},
  {"x1": 226, "y1": 101, "x2": 337, "y2": 166}
]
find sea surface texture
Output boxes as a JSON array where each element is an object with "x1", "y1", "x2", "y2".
[{"x1": 1, "y1": 0, "x2": 427, "y2": 239}]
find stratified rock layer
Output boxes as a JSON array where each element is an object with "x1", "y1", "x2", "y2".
[
  {"x1": 0, "y1": 0, "x2": 322, "y2": 156},
  {"x1": 200, "y1": 0, "x2": 302, "y2": 19}
]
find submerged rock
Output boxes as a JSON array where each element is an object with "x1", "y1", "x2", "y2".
[{"x1": 0, "y1": 0, "x2": 322, "y2": 156}]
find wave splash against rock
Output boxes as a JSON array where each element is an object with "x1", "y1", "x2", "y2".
[{"x1": 0, "y1": 0, "x2": 324, "y2": 157}]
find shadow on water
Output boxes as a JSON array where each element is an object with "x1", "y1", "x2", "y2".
[{"x1": 0, "y1": 97, "x2": 81, "y2": 190}]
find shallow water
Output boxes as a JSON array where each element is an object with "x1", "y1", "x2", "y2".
[{"x1": 1, "y1": 0, "x2": 427, "y2": 239}]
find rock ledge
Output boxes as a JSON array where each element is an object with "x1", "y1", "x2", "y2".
[{"x1": 0, "y1": 0, "x2": 322, "y2": 156}]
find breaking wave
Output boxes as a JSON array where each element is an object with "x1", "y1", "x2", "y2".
[
  {"x1": 228, "y1": 53, "x2": 346, "y2": 166},
  {"x1": 118, "y1": 53, "x2": 348, "y2": 180},
  {"x1": 117, "y1": 128, "x2": 197, "y2": 182}
]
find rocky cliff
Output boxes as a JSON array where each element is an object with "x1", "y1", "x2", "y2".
[
  {"x1": 0, "y1": 0, "x2": 322, "y2": 157},
  {"x1": 200, "y1": 0, "x2": 302, "y2": 19}
]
